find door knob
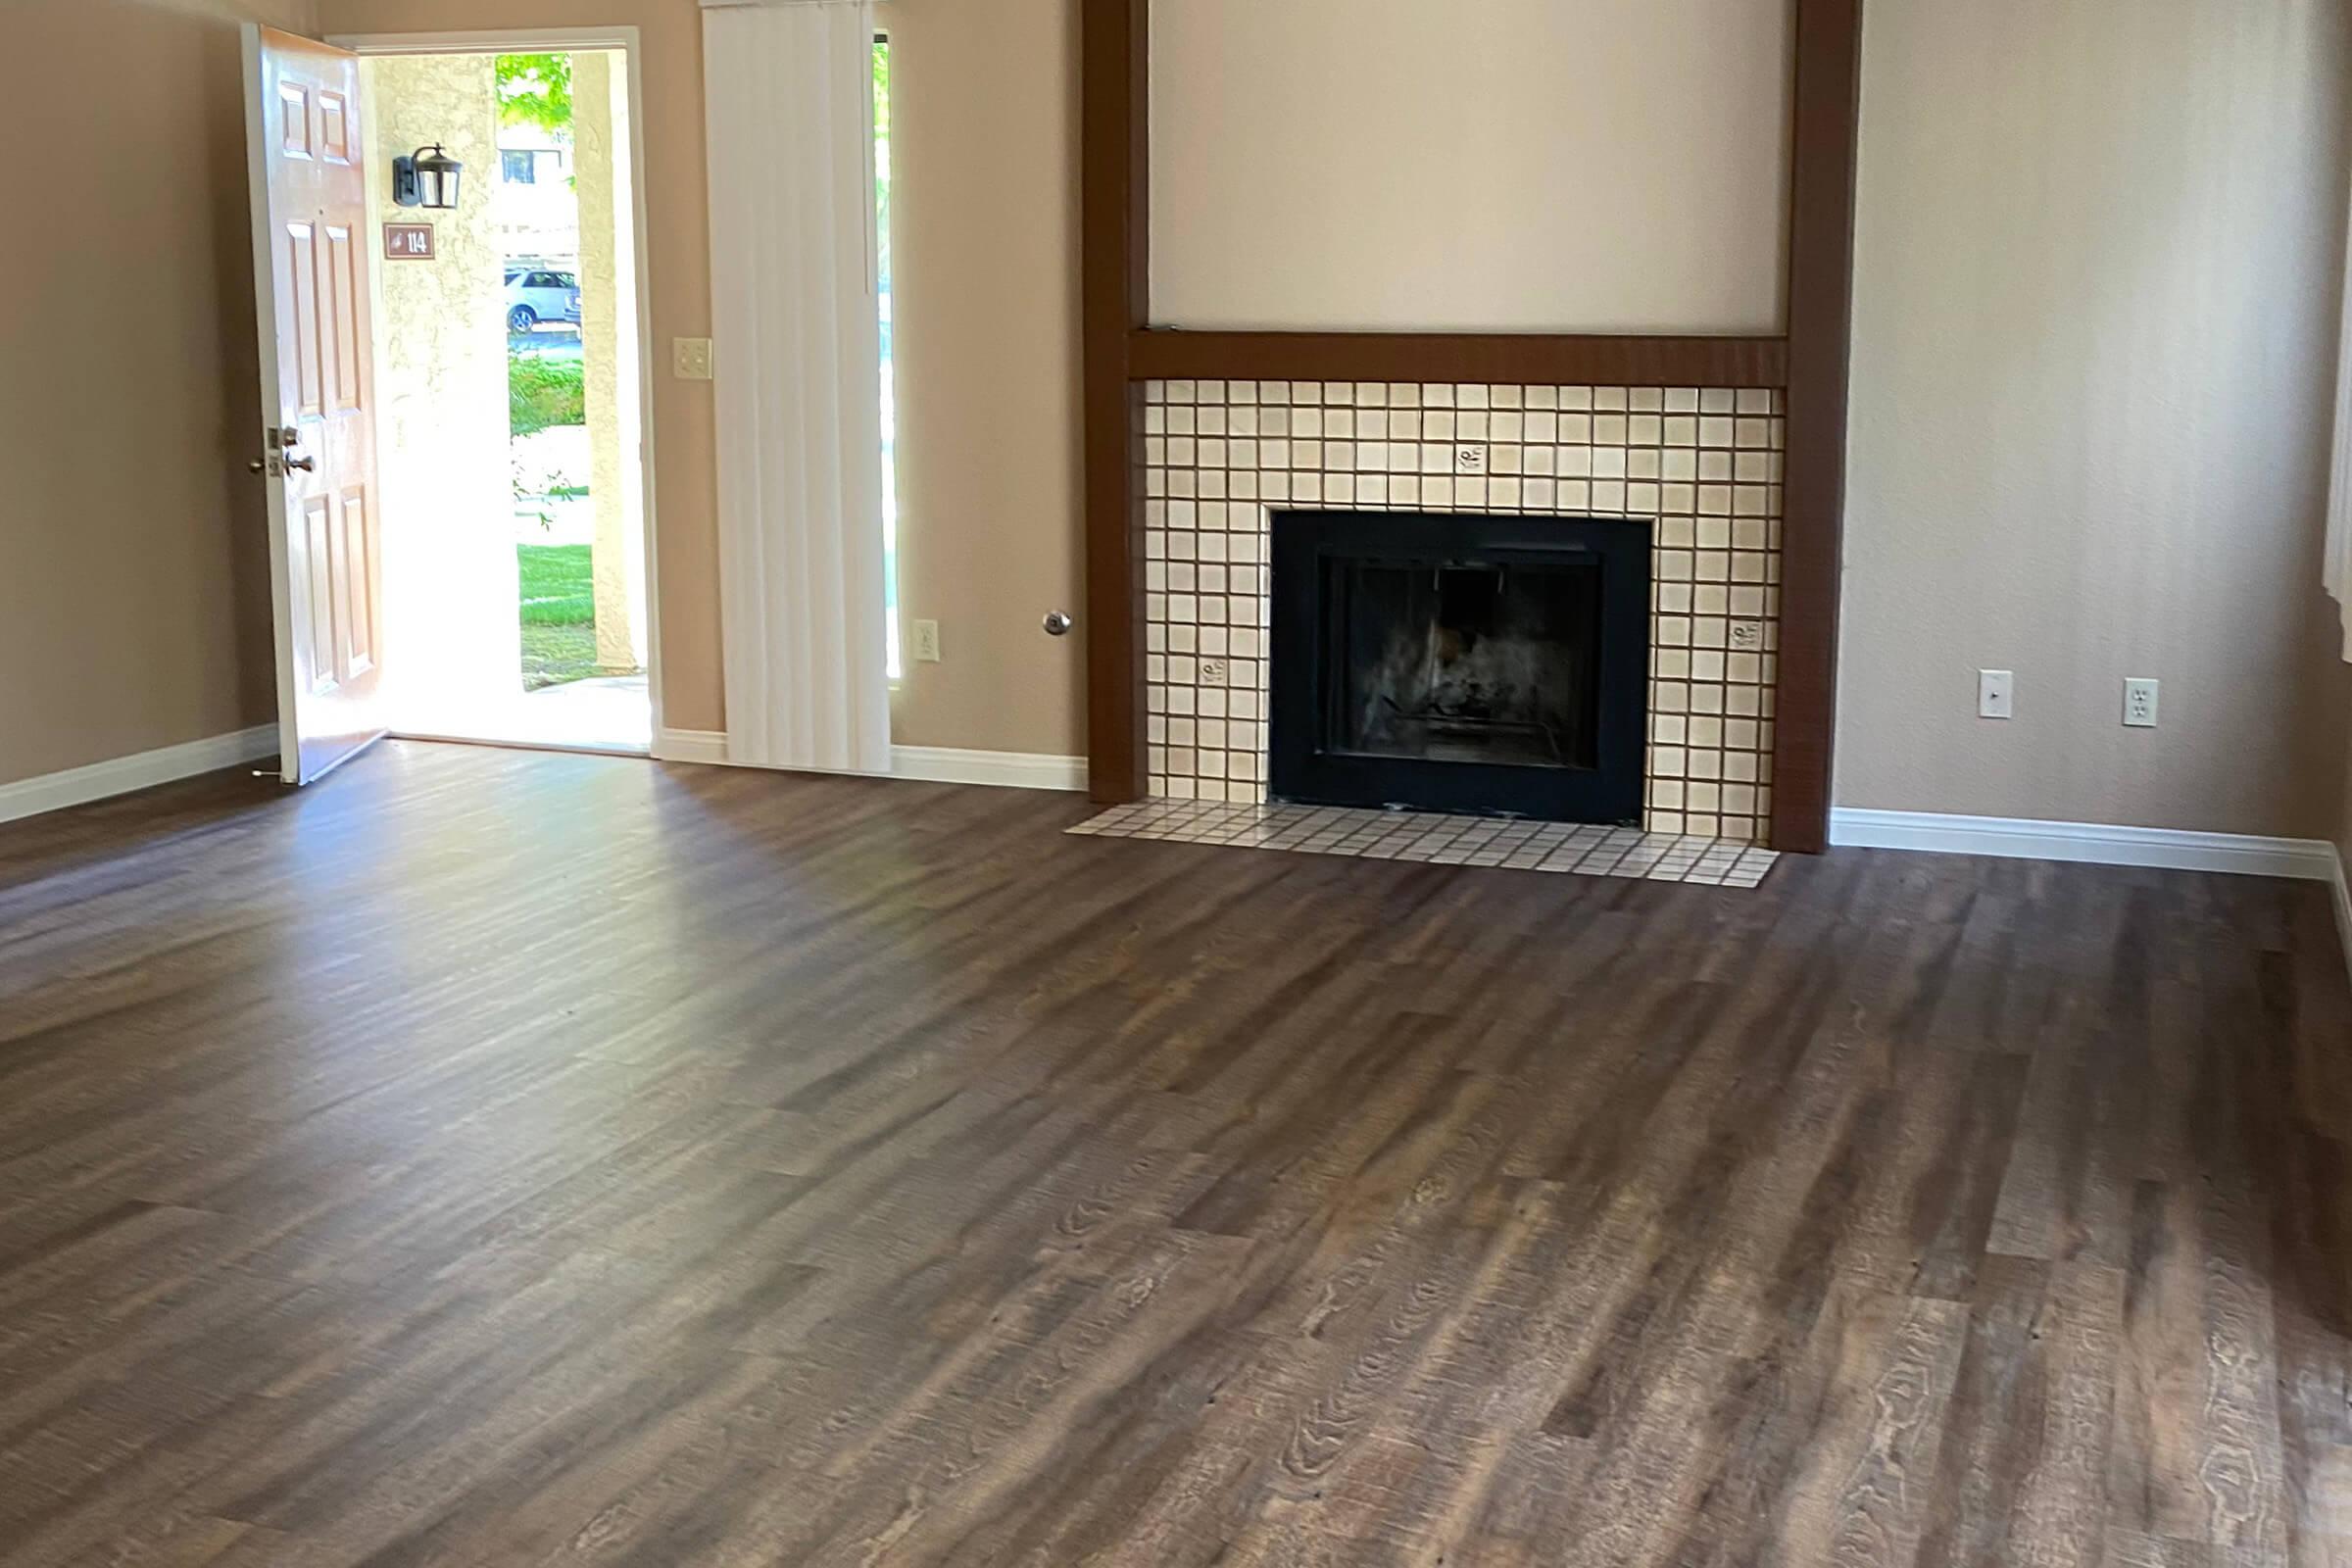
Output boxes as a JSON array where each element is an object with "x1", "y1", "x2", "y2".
[
  {"x1": 283, "y1": 453, "x2": 316, "y2": 472},
  {"x1": 247, "y1": 459, "x2": 268, "y2": 473}
]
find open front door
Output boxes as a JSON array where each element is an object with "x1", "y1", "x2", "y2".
[{"x1": 242, "y1": 25, "x2": 386, "y2": 785}]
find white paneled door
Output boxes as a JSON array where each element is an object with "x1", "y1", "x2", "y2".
[{"x1": 243, "y1": 26, "x2": 386, "y2": 785}]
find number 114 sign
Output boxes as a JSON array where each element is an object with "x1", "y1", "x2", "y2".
[{"x1": 383, "y1": 223, "x2": 435, "y2": 261}]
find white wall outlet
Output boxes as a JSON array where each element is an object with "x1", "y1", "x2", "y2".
[
  {"x1": 1454, "y1": 444, "x2": 1489, "y2": 475},
  {"x1": 912, "y1": 619, "x2": 941, "y2": 662},
  {"x1": 1728, "y1": 620, "x2": 1764, "y2": 652},
  {"x1": 2123, "y1": 677, "x2": 2159, "y2": 727},
  {"x1": 1978, "y1": 668, "x2": 2014, "y2": 719},
  {"x1": 1199, "y1": 657, "x2": 1229, "y2": 686},
  {"x1": 672, "y1": 337, "x2": 713, "y2": 380}
]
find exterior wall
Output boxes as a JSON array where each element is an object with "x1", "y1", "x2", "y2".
[
  {"x1": 0, "y1": 0, "x2": 317, "y2": 787},
  {"x1": 362, "y1": 52, "x2": 516, "y2": 710},
  {"x1": 572, "y1": 48, "x2": 647, "y2": 672},
  {"x1": 1143, "y1": 380, "x2": 1785, "y2": 845},
  {"x1": 1838, "y1": 0, "x2": 2352, "y2": 838},
  {"x1": 1148, "y1": 0, "x2": 1792, "y2": 334}
]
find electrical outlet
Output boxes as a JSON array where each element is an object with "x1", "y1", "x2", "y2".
[
  {"x1": 912, "y1": 619, "x2": 941, "y2": 662},
  {"x1": 1978, "y1": 668, "x2": 2014, "y2": 719},
  {"x1": 1728, "y1": 620, "x2": 1764, "y2": 652},
  {"x1": 1199, "y1": 658, "x2": 1229, "y2": 686},
  {"x1": 672, "y1": 337, "x2": 713, "y2": 380},
  {"x1": 2123, "y1": 677, "x2": 2159, "y2": 727},
  {"x1": 1453, "y1": 444, "x2": 1489, "y2": 475}
]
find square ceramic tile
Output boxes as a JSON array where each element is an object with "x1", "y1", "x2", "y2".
[
  {"x1": 1139, "y1": 381, "x2": 1786, "y2": 845},
  {"x1": 1071, "y1": 802, "x2": 1779, "y2": 887}
]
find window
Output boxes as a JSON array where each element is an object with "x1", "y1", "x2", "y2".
[{"x1": 501, "y1": 148, "x2": 537, "y2": 184}]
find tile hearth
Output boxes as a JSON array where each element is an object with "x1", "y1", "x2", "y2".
[{"x1": 1070, "y1": 801, "x2": 1779, "y2": 887}]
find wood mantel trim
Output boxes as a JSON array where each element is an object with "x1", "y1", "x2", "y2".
[
  {"x1": 1130, "y1": 330, "x2": 1788, "y2": 389},
  {"x1": 1081, "y1": 0, "x2": 1150, "y2": 803},
  {"x1": 1082, "y1": 0, "x2": 1866, "y2": 854},
  {"x1": 1772, "y1": 0, "x2": 1865, "y2": 853}
]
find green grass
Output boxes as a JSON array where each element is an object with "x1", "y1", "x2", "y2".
[
  {"x1": 518, "y1": 545, "x2": 599, "y2": 691},
  {"x1": 519, "y1": 544, "x2": 594, "y2": 626}
]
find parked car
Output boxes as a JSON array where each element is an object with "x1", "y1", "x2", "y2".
[{"x1": 506, "y1": 270, "x2": 582, "y2": 333}]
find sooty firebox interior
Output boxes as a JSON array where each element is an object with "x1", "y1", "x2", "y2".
[{"x1": 1269, "y1": 511, "x2": 1650, "y2": 823}]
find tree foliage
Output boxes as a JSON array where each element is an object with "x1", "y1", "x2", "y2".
[{"x1": 497, "y1": 54, "x2": 573, "y2": 133}]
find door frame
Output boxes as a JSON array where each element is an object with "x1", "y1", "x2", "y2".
[{"x1": 324, "y1": 24, "x2": 666, "y2": 748}]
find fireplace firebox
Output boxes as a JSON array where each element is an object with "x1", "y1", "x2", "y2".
[{"x1": 1269, "y1": 511, "x2": 1650, "y2": 823}]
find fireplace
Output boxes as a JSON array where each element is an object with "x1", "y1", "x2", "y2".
[{"x1": 1269, "y1": 511, "x2": 1650, "y2": 822}]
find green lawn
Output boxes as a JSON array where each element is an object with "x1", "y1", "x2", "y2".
[
  {"x1": 519, "y1": 544, "x2": 594, "y2": 625},
  {"x1": 518, "y1": 545, "x2": 601, "y2": 690}
]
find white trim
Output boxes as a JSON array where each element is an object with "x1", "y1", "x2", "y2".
[
  {"x1": 330, "y1": 26, "x2": 666, "y2": 745},
  {"x1": 0, "y1": 727, "x2": 278, "y2": 828},
  {"x1": 651, "y1": 730, "x2": 1088, "y2": 792},
  {"x1": 654, "y1": 727, "x2": 731, "y2": 765},
  {"x1": 1830, "y1": 808, "x2": 2340, "y2": 882},
  {"x1": 240, "y1": 25, "x2": 304, "y2": 785},
  {"x1": 890, "y1": 747, "x2": 1088, "y2": 792},
  {"x1": 326, "y1": 26, "x2": 646, "y2": 54}
]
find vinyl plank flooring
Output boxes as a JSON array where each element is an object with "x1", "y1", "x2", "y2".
[{"x1": 0, "y1": 740, "x2": 2348, "y2": 1566}]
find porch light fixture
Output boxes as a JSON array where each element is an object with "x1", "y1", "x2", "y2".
[{"x1": 391, "y1": 144, "x2": 464, "y2": 211}]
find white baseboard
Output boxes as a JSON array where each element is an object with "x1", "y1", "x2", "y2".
[
  {"x1": 652, "y1": 727, "x2": 730, "y2": 765},
  {"x1": 651, "y1": 730, "x2": 1088, "y2": 793},
  {"x1": 0, "y1": 724, "x2": 278, "y2": 828},
  {"x1": 889, "y1": 746, "x2": 1088, "y2": 792},
  {"x1": 1830, "y1": 808, "x2": 2340, "y2": 882}
]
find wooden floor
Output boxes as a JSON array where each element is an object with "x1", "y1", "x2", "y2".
[{"x1": 3, "y1": 743, "x2": 2351, "y2": 1567}]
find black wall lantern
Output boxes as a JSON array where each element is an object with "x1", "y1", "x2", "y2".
[{"x1": 391, "y1": 144, "x2": 464, "y2": 211}]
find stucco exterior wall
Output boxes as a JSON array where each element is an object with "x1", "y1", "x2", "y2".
[
  {"x1": 362, "y1": 52, "x2": 517, "y2": 711},
  {"x1": 573, "y1": 49, "x2": 647, "y2": 673}
]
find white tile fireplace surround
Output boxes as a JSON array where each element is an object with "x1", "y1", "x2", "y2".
[{"x1": 1142, "y1": 379, "x2": 1787, "y2": 844}]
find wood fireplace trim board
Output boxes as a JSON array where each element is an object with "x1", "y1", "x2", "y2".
[{"x1": 1082, "y1": 0, "x2": 1861, "y2": 853}]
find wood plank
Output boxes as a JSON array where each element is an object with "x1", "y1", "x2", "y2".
[{"x1": 0, "y1": 743, "x2": 2340, "y2": 1564}]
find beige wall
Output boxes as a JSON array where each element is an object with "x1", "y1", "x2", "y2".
[
  {"x1": 1147, "y1": 0, "x2": 1792, "y2": 334},
  {"x1": 876, "y1": 0, "x2": 1085, "y2": 757},
  {"x1": 1838, "y1": 0, "x2": 2352, "y2": 838},
  {"x1": 0, "y1": 0, "x2": 315, "y2": 787},
  {"x1": 315, "y1": 0, "x2": 1084, "y2": 754},
  {"x1": 318, "y1": 0, "x2": 725, "y2": 731}
]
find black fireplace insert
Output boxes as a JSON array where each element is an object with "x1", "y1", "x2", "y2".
[{"x1": 1268, "y1": 511, "x2": 1650, "y2": 822}]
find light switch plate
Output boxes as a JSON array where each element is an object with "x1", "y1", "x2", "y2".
[
  {"x1": 672, "y1": 337, "x2": 713, "y2": 380},
  {"x1": 1978, "y1": 668, "x2": 2014, "y2": 719},
  {"x1": 912, "y1": 619, "x2": 941, "y2": 662}
]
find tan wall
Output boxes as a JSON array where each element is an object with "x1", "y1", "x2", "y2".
[
  {"x1": 0, "y1": 0, "x2": 316, "y2": 787},
  {"x1": 1838, "y1": 0, "x2": 2352, "y2": 838},
  {"x1": 1147, "y1": 0, "x2": 1792, "y2": 334},
  {"x1": 876, "y1": 0, "x2": 1085, "y2": 757},
  {"x1": 318, "y1": 0, "x2": 724, "y2": 730},
  {"x1": 316, "y1": 0, "x2": 1084, "y2": 754}
]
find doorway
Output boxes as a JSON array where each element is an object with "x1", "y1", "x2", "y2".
[{"x1": 340, "y1": 30, "x2": 658, "y2": 755}]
